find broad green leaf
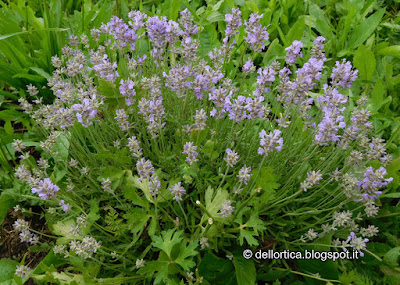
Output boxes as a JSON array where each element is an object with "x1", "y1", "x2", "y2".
[
  {"x1": 370, "y1": 79, "x2": 388, "y2": 112},
  {"x1": 152, "y1": 229, "x2": 183, "y2": 257},
  {"x1": 203, "y1": 186, "x2": 229, "y2": 222},
  {"x1": 258, "y1": 268, "x2": 290, "y2": 281},
  {"x1": 199, "y1": 24, "x2": 219, "y2": 56},
  {"x1": 4, "y1": 121, "x2": 13, "y2": 135},
  {"x1": 236, "y1": 212, "x2": 266, "y2": 246},
  {"x1": 263, "y1": 38, "x2": 284, "y2": 64},
  {"x1": 353, "y1": 45, "x2": 376, "y2": 81},
  {"x1": 52, "y1": 134, "x2": 70, "y2": 161},
  {"x1": 137, "y1": 256, "x2": 170, "y2": 285},
  {"x1": 0, "y1": 259, "x2": 18, "y2": 283},
  {"x1": 308, "y1": 4, "x2": 332, "y2": 39},
  {"x1": 12, "y1": 73, "x2": 46, "y2": 83},
  {"x1": 87, "y1": 199, "x2": 101, "y2": 223},
  {"x1": 198, "y1": 253, "x2": 236, "y2": 285},
  {"x1": 33, "y1": 272, "x2": 98, "y2": 285},
  {"x1": 376, "y1": 45, "x2": 400, "y2": 58},
  {"x1": 0, "y1": 194, "x2": 14, "y2": 224},
  {"x1": 124, "y1": 209, "x2": 151, "y2": 234},
  {"x1": 383, "y1": 247, "x2": 400, "y2": 268},
  {"x1": 245, "y1": 1, "x2": 259, "y2": 13},
  {"x1": 98, "y1": 166, "x2": 126, "y2": 190},
  {"x1": 386, "y1": 157, "x2": 400, "y2": 188},
  {"x1": 297, "y1": 258, "x2": 339, "y2": 281},
  {"x1": 250, "y1": 166, "x2": 279, "y2": 203},
  {"x1": 347, "y1": 8, "x2": 385, "y2": 49},
  {"x1": 206, "y1": 11, "x2": 224, "y2": 23},
  {"x1": 51, "y1": 219, "x2": 80, "y2": 244},
  {"x1": 126, "y1": 172, "x2": 153, "y2": 202},
  {"x1": 0, "y1": 110, "x2": 23, "y2": 121},
  {"x1": 285, "y1": 17, "x2": 305, "y2": 47},
  {"x1": 174, "y1": 241, "x2": 198, "y2": 271},
  {"x1": 233, "y1": 252, "x2": 256, "y2": 285}
]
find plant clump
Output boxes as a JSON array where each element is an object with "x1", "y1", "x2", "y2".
[{"x1": 12, "y1": 7, "x2": 393, "y2": 284}]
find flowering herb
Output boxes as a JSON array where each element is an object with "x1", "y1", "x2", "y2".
[{"x1": 10, "y1": 6, "x2": 395, "y2": 284}]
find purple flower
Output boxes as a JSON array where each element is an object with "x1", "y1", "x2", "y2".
[
  {"x1": 224, "y1": 149, "x2": 240, "y2": 167},
  {"x1": 258, "y1": 129, "x2": 283, "y2": 156},
  {"x1": 59, "y1": 200, "x2": 71, "y2": 212},
  {"x1": 169, "y1": 182, "x2": 186, "y2": 201},
  {"x1": 183, "y1": 142, "x2": 199, "y2": 165},
  {"x1": 218, "y1": 200, "x2": 235, "y2": 218},
  {"x1": 237, "y1": 166, "x2": 252, "y2": 185},
  {"x1": 115, "y1": 109, "x2": 130, "y2": 131},
  {"x1": 209, "y1": 87, "x2": 232, "y2": 111},
  {"x1": 136, "y1": 158, "x2": 154, "y2": 181},
  {"x1": 285, "y1": 40, "x2": 303, "y2": 65},
  {"x1": 245, "y1": 96, "x2": 266, "y2": 119},
  {"x1": 225, "y1": 8, "x2": 242, "y2": 38},
  {"x1": 163, "y1": 64, "x2": 192, "y2": 97},
  {"x1": 331, "y1": 59, "x2": 358, "y2": 89},
  {"x1": 187, "y1": 73, "x2": 209, "y2": 100},
  {"x1": 255, "y1": 67, "x2": 275, "y2": 96},
  {"x1": 242, "y1": 59, "x2": 255, "y2": 73},
  {"x1": 32, "y1": 178, "x2": 60, "y2": 200},
  {"x1": 311, "y1": 36, "x2": 326, "y2": 61},
  {"x1": 137, "y1": 97, "x2": 166, "y2": 138},
  {"x1": 244, "y1": 12, "x2": 269, "y2": 52},
  {"x1": 227, "y1": 96, "x2": 248, "y2": 123},
  {"x1": 119, "y1": 79, "x2": 136, "y2": 106},
  {"x1": 146, "y1": 16, "x2": 168, "y2": 48},
  {"x1": 179, "y1": 9, "x2": 198, "y2": 39},
  {"x1": 106, "y1": 16, "x2": 138, "y2": 50},
  {"x1": 126, "y1": 136, "x2": 142, "y2": 158},
  {"x1": 128, "y1": 10, "x2": 147, "y2": 31},
  {"x1": 149, "y1": 174, "x2": 161, "y2": 196},
  {"x1": 346, "y1": 232, "x2": 369, "y2": 257},
  {"x1": 90, "y1": 53, "x2": 119, "y2": 82},
  {"x1": 72, "y1": 98, "x2": 98, "y2": 127},
  {"x1": 193, "y1": 109, "x2": 207, "y2": 131},
  {"x1": 357, "y1": 167, "x2": 393, "y2": 201}
]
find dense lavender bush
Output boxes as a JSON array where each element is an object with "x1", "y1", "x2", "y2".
[{"x1": 12, "y1": 7, "x2": 393, "y2": 284}]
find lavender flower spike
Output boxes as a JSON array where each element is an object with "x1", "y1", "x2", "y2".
[
  {"x1": 169, "y1": 182, "x2": 186, "y2": 201},
  {"x1": 218, "y1": 200, "x2": 235, "y2": 218},
  {"x1": 32, "y1": 178, "x2": 60, "y2": 200},
  {"x1": 258, "y1": 129, "x2": 283, "y2": 156},
  {"x1": 331, "y1": 59, "x2": 358, "y2": 89},
  {"x1": 285, "y1": 40, "x2": 303, "y2": 65},
  {"x1": 136, "y1": 158, "x2": 155, "y2": 181},
  {"x1": 183, "y1": 142, "x2": 199, "y2": 165}
]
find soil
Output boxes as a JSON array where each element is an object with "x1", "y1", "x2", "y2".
[{"x1": 0, "y1": 205, "x2": 52, "y2": 285}]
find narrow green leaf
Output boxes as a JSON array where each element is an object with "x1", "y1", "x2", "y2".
[
  {"x1": 0, "y1": 28, "x2": 69, "y2": 41},
  {"x1": 347, "y1": 8, "x2": 385, "y2": 49},
  {"x1": 380, "y1": 193, "x2": 400, "y2": 198},
  {"x1": 30, "y1": 67, "x2": 51, "y2": 80}
]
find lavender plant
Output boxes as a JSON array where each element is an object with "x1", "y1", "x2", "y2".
[{"x1": 11, "y1": 8, "x2": 394, "y2": 284}]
